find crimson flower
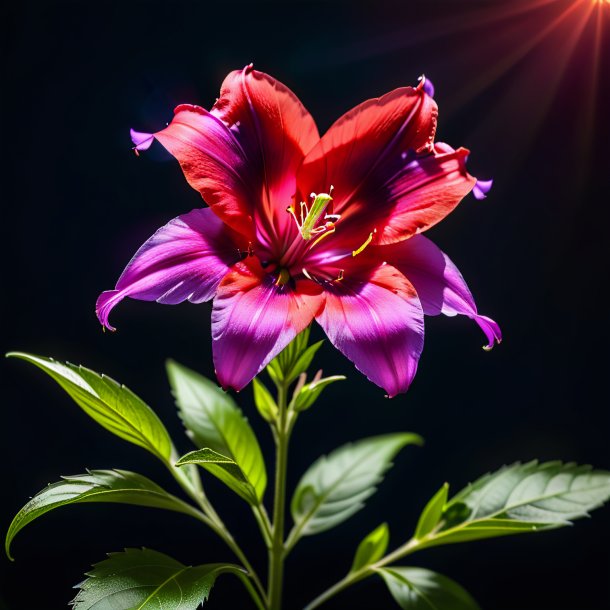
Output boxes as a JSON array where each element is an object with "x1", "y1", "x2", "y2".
[{"x1": 97, "y1": 66, "x2": 500, "y2": 397}]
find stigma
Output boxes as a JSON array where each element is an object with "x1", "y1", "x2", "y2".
[{"x1": 287, "y1": 186, "x2": 340, "y2": 247}]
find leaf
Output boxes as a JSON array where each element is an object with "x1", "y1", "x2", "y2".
[
  {"x1": 290, "y1": 433, "x2": 422, "y2": 538},
  {"x1": 350, "y1": 523, "x2": 389, "y2": 573},
  {"x1": 268, "y1": 327, "x2": 324, "y2": 384},
  {"x1": 378, "y1": 567, "x2": 480, "y2": 610},
  {"x1": 292, "y1": 375, "x2": 345, "y2": 412},
  {"x1": 423, "y1": 461, "x2": 610, "y2": 548},
  {"x1": 8, "y1": 353, "x2": 172, "y2": 462},
  {"x1": 71, "y1": 547, "x2": 245, "y2": 609},
  {"x1": 176, "y1": 448, "x2": 260, "y2": 505},
  {"x1": 252, "y1": 377, "x2": 277, "y2": 422},
  {"x1": 6, "y1": 470, "x2": 200, "y2": 560},
  {"x1": 414, "y1": 483, "x2": 449, "y2": 539},
  {"x1": 166, "y1": 360, "x2": 266, "y2": 503}
]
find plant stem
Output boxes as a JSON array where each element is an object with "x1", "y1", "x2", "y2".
[
  {"x1": 303, "y1": 538, "x2": 421, "y2": 610},
  {"x1": 191, "y1": 508, "x2": 268, "y2": 605},
  {"x1": 268, "y1": 381, "x2": 290, "y2": 610},
  {"x1": 253, "y1": 504, "x2": 273, "y2": 548}
]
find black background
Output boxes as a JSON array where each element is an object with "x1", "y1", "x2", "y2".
[{"x1": 2, "y1": 1, "x2": 609, "y2": 608}]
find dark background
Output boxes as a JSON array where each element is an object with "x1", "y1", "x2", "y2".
[{"x1": 2, "y1": 1, "x2": 609, "y2": 608}]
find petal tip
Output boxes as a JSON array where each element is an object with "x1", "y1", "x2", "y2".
[
  {"x1": 419, "y1": 75, "x2": 435, "y2": 98},
  {"x1": 473, "y1": 178, "x2": 494, "y2": 200},
  {"x1": 96, "y1": 290, "x2": 122, "y2": 332},
  {"x1": 130, "y1": 128, "x2": 155, "y2": 152}
]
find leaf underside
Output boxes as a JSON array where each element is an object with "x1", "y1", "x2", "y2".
[
  {"x1": 424, "y1": 461, "x2": 610, "y2": 547},
  {"x1": 291, "y1": 433, "x2": 422, "y2": 537},
  {"x1": 379, "y1": 567, "x2": 480, "y2": 610}
]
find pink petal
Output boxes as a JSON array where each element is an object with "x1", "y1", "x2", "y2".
[
  {"x1": 316, "y1": 262, "x2": 425, "y2": 397},
  {"x1": 212, "y1": 257, "x2": 323, "y2": 391},
  {"x1": 379, "y1": 235, "x2": 501, "y2": 349},
  {"x1": 96, "y1": 208, "x2": 240, "y2": 331}
]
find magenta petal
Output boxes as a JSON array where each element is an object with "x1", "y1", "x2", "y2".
[
  {"x1": 211, "y1": 259, "x2": 321, "y2": 391},
  {"x1": 130, "y1": 128, "x2": 155, "y2": 151},
  {"x1": 473, "y1": 178, "x2": 493, "y2": 200},
  {"x1": 316, "y1": 267, "x2": 425, "y2": 397},
  {"x1": 381, "y1": 235, "x2": 502, "y2": 349},
  {"x1": 96, "y1": 208, "x2": 240, "y2": 331}
]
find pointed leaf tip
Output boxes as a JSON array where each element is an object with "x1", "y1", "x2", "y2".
[{"x1": 351, "y1": 523, "x2": 390, "y2": 573}]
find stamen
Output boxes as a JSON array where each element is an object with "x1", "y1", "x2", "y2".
[
  {"x1": 285, "y1": 187, "x2": 339, "y2": 251},
  {"x1": 335, "y1": 269, "x2": 344, "y2": 282},
  {"x1": 352, "y1": 229, "x2": 376, "y2": 257},
  {"x1": 310, "y1": 225, "x2": 336, "y2": 248},
  {"x1": 286, "y1": 205, "x2": 301, "y2": 230},
  {"x1": 302, "y1": 267, "x2": 314, "y2": 281}
]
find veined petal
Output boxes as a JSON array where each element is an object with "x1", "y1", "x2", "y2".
[
  {"x1": 314, "y1": 141, "x2": 476, "y2": 253},
  {"x1": 297, "y1": 81, "x2": 438, "y2": 245},
  {"x1": 212, "y1": 257, "x2": 323, "y2": 391},
  {"x1": 96, "y1": 208, "x2": 240, "y2": 331},
  {"x1": 316, "y1": 262, "x2": 425, "y2": 397},
  {"x1": 370, "y1": 144, "x2": 476, "y2": 244},
  {"x1": 213, "y1": 66, "x2": 319, "y2": 252},
  {"x1": 379, "y1": 235, "x2": 501, "y2": 349},
  {"x1": 135, "y1": 66, "x2": 319, "y2": 246}
]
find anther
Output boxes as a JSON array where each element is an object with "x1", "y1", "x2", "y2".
[{"x1": 352, "y1": 229, "x2": 376, "y2": 257}]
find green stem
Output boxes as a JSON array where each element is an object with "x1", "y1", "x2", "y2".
[
  {"x1": 303, "y1": 538, "x2": 421, "y2": 610},
  {"x1": 253, "y1": 504, "x2": 273, "y2": 548},
  {"x1": 191, "y1": 508, "x2": 268, "y2": 605},
  {"x1": 235, "y1": 571, "x2": 267, "y2": 610},
  {"x1": 268, "y1": 381, "x2": 291, "y2": 610}
]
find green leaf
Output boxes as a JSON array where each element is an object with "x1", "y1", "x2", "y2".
[
  {"x1": 166, "y1": 360, "x2": 266, "y2": 503},
  {"x1": 267, "y1": 327, "x2": 324, "y2": 384},
  {"x1": 252, "y1": 378, "x2": 277, "y2": 423},
  {"x1": 176, "y1": 448, "x2": 260, "y2": 505},
  {"x1": 72, "y1": 548, "x2": 246, "y2": 609},
  {"x1": 6, "y1": 470, "x2": 200, "y2": 560},
  {"x1": 350, "y1": 523, "x2": 390, "y2": 573},
  {"x1": 290, "y1": 433, "x2": 422, "y2": 538},
  {"x1": 423, "y1": 461, "x2": 610, "y2": 548},
  {"x1": 414, "y1": 483, "x2": 449, "y2": 539},
  {"x1": 292, "y1": 375, "x2": 345, "y2": 412},
  {"x1": 378, "y1": 567, "x2": 480, "y2": 610},
  {"x1": 8, "y1": 353, "x2": 172, "y2": 462}
]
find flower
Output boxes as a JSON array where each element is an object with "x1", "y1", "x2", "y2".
[{"x1": 97, "y1": 66, "x2": 501, "y2": 397}]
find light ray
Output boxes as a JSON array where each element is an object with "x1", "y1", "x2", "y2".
[{"x1": 445, "y1": 0, "x2": 590, "y2": 117}]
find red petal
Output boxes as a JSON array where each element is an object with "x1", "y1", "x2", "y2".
[
  {"x1": 297, "y1": 82, "x2": 436, "y2": 211},
  {"x1": 297, "y1": 83, "x2": 475, "y2": 248},
  {"x1": 149, "y1": 67, "x2": 319, "y2": 248}
]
